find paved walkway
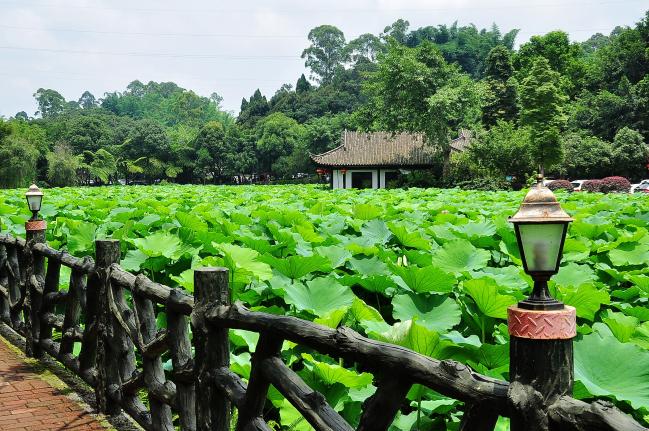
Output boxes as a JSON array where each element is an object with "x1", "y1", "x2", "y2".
[{"x1": 0, "y1": 336, "x2": 110, "y2": 430}]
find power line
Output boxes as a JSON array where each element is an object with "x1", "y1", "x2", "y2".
[
  {"x1": 0, "y1": 24, "x2": 617, "y2": 39},
  {"x1": 0, "y1": 46, "x2": 301, "y2": 60},
  {"x1": 0, "y1": 24, "x2": 306, "y2": 39},
  {"x1": 0, "y1": 0, "x2": 644, "y2": 14}
]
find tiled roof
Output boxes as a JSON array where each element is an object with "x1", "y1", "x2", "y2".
[{"x1": 310, "y1": 130, "x2": 471, "y2": 167}]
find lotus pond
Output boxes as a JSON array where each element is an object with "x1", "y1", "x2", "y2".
[{"x1": 0, "y1": 185, "x2": 648, "y2": 429}]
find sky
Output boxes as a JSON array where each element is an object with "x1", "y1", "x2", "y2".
[{"x1": 0, "y1": 0, "x2": 647, "y2": 118}]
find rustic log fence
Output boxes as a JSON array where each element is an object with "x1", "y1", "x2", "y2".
[{"x1": 0, "y1": 231, "x2": 646, "y2": 431}]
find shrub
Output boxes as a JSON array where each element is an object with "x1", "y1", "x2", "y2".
[
  {"x1": 547, "y1": 180, "x2": 573, "y2": 192},
  {"x1": 582, "y1": 179, "x2": 603, "y2": 192},
  {"x1": 600, "y1": 176, "x2": 631, "y2": 193},
  {"x1": 456, "y1": 177, "x2": 512, "y2": 191}
]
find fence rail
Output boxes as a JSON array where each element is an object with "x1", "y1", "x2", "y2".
[{"x1": 0, "y1": 231, "x2": 645, "y2": 431}]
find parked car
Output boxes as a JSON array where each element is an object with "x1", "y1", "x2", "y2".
[
  {"x1": 631, "y1": 179, "x2": 649, "y2": 193},
  {"x1": 634, "y1": 182, "x2": 649, "y2": 193},
  {"x1": 571, "y1": 180, "x2": 587, "y2": 192}
]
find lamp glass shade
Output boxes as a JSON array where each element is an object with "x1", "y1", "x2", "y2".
[
  {"x1": 26, "y1": 193, "x2": 43, "y2": 212},
  {"x1": 516, "y1": 223, "x2": 566, "y2": 273}
]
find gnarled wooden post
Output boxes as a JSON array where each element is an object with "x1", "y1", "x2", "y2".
[
  {"x1": 192, "y1": 267, "x2": 230, "y2": 431},
  {"x1": 508, "y1": 305, "x2": 576, "y2": 431},
  {"x1": 95, "y1": 239, "x2": 121, "y2": 415},
  {"x1": 25, "y1": 219, "x2": 46, "y2": 357}
]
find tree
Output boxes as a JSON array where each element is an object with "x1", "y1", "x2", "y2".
[
  {"x1": 14, "y1": 111, "x2": 29, "y2": 121},
  {"x1": 123, "y1": 119, "x2": 171, "y2": 161},
  {"x1": 611, "y1": 127, "x2": 648, "y2": 180},
  {"x1": 482, "y1": 46, "x2": 518, "y2": 127},
  {"x1": 346, "y1": 33, "x2": 384, "y2": 64},
  {"x1": 468, "y1": 122, "x2": 533, "y2": 189},
  {"x1": 238, "y1": 89, "x2": 270, "y2": 127},
  {"x1": 381, "y1": 19, "x2": 410, "y2": 44},
  {"x1": 301, "y1": 25, "x2": 347, "y2": 84},
  {"x1": 33, "y1": 88, "x2": 66, "y2": 118},
  {"x1": 519, "y1": 57, "x2": 567, "y2": 171},
  {"x1": 193, "y1": 121, "x2": 234, "y2": 183},
  {"x1": 514, "y1": 31, "x2": 587, "y2": 97},
  {"x1": 296, "y1": 74, "x2": 312, "y2": 94},
  {"x1": 78, "y1": 91, "x2": 97, "y2": 109},
  {"x1": 65, "y1": 115, "x2": 112, "y2": 153},
  {"x1": 255, "y1": 113, "x2": 305, "y2": 175},
  {"x1": 0, "y1": 122, "x2": 39, "y2": 188},
  {"x1": 559, "y1": 133, "x2": 614, "y2": 179},
  {"x1": 362, "y1": 40, "x2": 482, "y2": 166},
  {"x1": 46, "y1": 143, "x2": 79, "y2": 187}
]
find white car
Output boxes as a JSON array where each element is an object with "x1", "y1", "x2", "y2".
[
  {"x1": 631, "y1": 179, "x2": 649, "y2": 193},
  {"x1": 571, "y1": 180, "x2": 587, "y2": 192}
]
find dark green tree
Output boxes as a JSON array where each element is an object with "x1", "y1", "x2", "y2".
[
  {"x1": 238, "y1": 89, "x2": 270, "y2": 127},
  {"x1": 193, "y1": 121, "x2": 234, "y2": 183},
  {"x1": 519, "y1": 57, "x2": 567, "y2": 171},
  {"x1": 296, "y1": 74, "x2": 312, "y2": 94},
  {"x1": 255, "y1": 112, "x2": 305, "y2": 175},
  {"x1": 611, "y1": 127, "x2": 648, "y2": 179},
  {"x1": 482, "y1": 45, "x2": 518, "y2": 127}
]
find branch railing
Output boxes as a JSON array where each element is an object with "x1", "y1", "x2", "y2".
[{"x1": 0, "y1": 232, "x2": 645, "y2": 431}]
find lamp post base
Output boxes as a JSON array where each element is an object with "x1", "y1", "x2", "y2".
[
  {"x1": 25, "y1": 220, "x2": 46, "y2": 232},
  {"x1": 508, "y1": 306, "x2": 577, "y2": 431}
]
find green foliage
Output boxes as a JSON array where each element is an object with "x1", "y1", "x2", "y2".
[
  {"x1": 301, "y1": 25, "x2": 348, "y2": 84},
  {"x1": 519, "y1": 57, "x2": 567, "y2": 170},
  {"x1": 46, "y1": 143, "x2": 79, "y2": 187}
]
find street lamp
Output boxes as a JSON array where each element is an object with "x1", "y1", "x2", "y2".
[
  {"x1": 509, "y1": 175, "x2": 573, "y2": 310},
  {"x1": 25, "y1": 184, "x2": 44, "y2": 221}
]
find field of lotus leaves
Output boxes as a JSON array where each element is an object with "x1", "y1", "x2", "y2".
[{"x1": 0, "y1": 184, "x2": 648, "y2": 430}]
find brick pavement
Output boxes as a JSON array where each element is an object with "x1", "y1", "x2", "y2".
[{"x1": 0, "y1": 336, "x2": 111, "y2": 430}]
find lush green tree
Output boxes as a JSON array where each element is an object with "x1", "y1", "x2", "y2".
[
  {"x1": 559, "y1": 133, "x2": 614, "y2": 179},
  {"x1": 611, "y1": 127, "x2": 648, "y2": 179},
  {"x1": 0, "y1": 122, "x2": 40, "y2": 188},
  {"x1": 123, "y1": 119, "x2": 171, "y2": 161},
  {"x1": 468, "y1": 122, "x2": 533, "y2": 188},
  {"x1": 34, "y1": 88, "x2": 66, "y2": 118},
  {"x1": 567, "y1": 89, "x2": 633, "y2": 141},
  {"x1": 301, "y1": 25, "x2": 348, "y2": 84},
  {"x1": 64, "y1": 115, "x2": 112, "y2": 153},
  {"x1": 303, "y1": 114, "x2": 351, "y2": 154},
  {"x1": 519, "y1": 57, "x2": 567, "y2": 171},
  {"x1": 482, "y1": 45, "x2": 518, "y2": 127},
  {"x1": 514, "y1": 31, "x2": 587, "y2": 97},
  {"x1": 362, "y1": 40, "x2": 482, "y2": 164},
  {"x1": 193, "y1": 121, "x2": 234, "y2": 183},
  {"x1": 255, "y1": 113, "x2": 305, "y2": 175},
  {"x1": 46, "y1": 143, "x2": 79, "y2": 187}
]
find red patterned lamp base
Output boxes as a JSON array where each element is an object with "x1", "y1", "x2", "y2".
[
  {"x1": 508, "y1": 305, "x2": 576, "y2": 340},
  {"x1": 25, "y1": 220, "x2": 47, "y2": 232}
]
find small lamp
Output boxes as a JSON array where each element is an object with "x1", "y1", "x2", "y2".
[
  {"x1": 509, "y1": 175, "x2": 573, "y2": 310},
  {"x1": 25, "y1": 184, "x2": 44, "y2": 221}
]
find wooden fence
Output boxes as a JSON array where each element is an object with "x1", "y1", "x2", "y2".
[{"x1": 0, "y1": 231, "x2": 645, "y2": 431}]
